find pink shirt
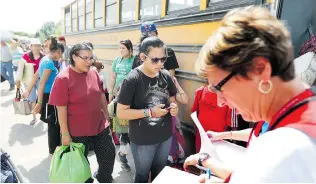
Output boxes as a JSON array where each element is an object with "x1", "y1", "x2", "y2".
[{"x1": 49, "y1": 67, "x2": 109, "y2": 136}]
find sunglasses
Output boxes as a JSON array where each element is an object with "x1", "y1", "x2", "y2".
[
  {"x1": 208, "y1": 72, "x2": 236, "y2": 93},
  {"x1": 144, "y1": 54, "x2": 167, "y2": 64}
]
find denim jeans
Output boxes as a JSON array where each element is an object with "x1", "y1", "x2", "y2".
[
  {"x1": 1, "y1": 61, "x2": 15, "y2": 85},
  {"x1": 130, "y1": 136, "x2": 172, "y2": 183}
]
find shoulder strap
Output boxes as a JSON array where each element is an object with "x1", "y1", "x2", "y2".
[
  {"x1": 270, "y1": 87, "x2": 316, "y2": 130},
  {"x1": 113, "y1": 100, "x2": 117, "y2": 116},
  {"x1": 118, "y1": 57, "x2": 124, "y2": 65}
]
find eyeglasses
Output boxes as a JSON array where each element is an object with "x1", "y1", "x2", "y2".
[
  {"x1": 208, "y1": 72, "x2": 236, "y2": 93},
  {"x1": 77, "y1": 55, "x2": 95, "y2": 63},
  {"x1": 144, "y1": 54, "x2": 167, "y2": 64}
]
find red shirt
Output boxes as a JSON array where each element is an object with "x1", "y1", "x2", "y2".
[
  {"x1": 191, "y1": 86, "x2": 232, "y2": 152},
  {"x1": 49, "y1": 67, "x2": 109, "y2": 136},
  {"x1": 22, "y1": 52, "x2": 44, "y2": 73}
]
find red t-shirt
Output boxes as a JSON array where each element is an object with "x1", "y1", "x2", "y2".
[
  {"x1": 191, "y1": 86, "x2": 232, "y2": 152},
  {"x1": 49, "y1": 67, "x2": 109, "y2": 137},
  {"x1": 22, "y1": 52, "x2": 44, "y2": 73}
]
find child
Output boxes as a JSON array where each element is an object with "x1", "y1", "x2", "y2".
[
  {"x1": 191, "y1": 86, "x2": 232, "y2": 153},
  {"x1": 108, "y1": 85, "x2": 131, "y2": 172}
]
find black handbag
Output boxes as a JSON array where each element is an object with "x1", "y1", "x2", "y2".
[{"x1": 40, "y1": 93, "x2": 58, "y2": 124}]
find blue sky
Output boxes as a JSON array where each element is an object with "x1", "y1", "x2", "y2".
[{"x1": 0, "y1": 0, "x2": 73, "y2": 34}]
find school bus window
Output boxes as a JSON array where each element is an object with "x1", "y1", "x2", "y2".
[
  {"x1": 208, "y1": 0, "x2": 226, "y2": 5},
  {"x1": 121, "y1": 0, "x2": 136, "y2": 22},
  {"x1": 86, "y1": 0, "x2": 93, "y2": 30},
  {"x1": 78, "y1": 0, "x2": 85, "y2": 30},
  {"x1": 65, "y1": 7, "x2": 71, "y2": 33},
  {"x1": 140, "y1": 0, "x2": 161, "y2": 19},
  {"x1": 71, "y1": 3, "x2": 77, "y2": 32},
  {"x1": 94, "y1": 0, "x2": 104, "y2": 28},
  {"x1": 106, "y1": 0, "x2": 117, "y2": 25},
  {"x1": 168, "y1": 0, "x2": 200, "y2": 12}
]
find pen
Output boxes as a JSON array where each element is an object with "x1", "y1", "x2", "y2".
[{"x1": 207, "y1": 168, "x2": 211, "y2": 180}]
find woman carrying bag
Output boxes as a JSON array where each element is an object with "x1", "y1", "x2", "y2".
[
  {"x1": 16, "y1": 38, "x2": 44, "y2": 125},
  {"x1": 49, "y1": 43, "x2": 115, "y2": 183},
  {"x1": 23, "y1": 37, "x2": 64, "y2": 155}
]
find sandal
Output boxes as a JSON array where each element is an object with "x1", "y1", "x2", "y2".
[{"x1": 30, "y1": 119, "x2": 37, "y2": 125}]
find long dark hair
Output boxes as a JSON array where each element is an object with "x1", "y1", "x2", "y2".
[
  {"x1": 120, "y1": 39, "x2": 133, "y2": 56},
  {"x1": 69, "y1": 43, "x2": 93, "y2": 66},
  {"x1": 29, "y1": 51, "x2": 44, "y2": 61}
]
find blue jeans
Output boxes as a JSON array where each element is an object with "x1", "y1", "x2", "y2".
[
  {"x1": 130, "y1": 136, "x2": 172, "y2": 183},
  {"x1": 1, "y1": 61, "x2": 15, "y2": 85},
  {"x1": 25, "y1": 79, "x2": 39, "y2": 102}
]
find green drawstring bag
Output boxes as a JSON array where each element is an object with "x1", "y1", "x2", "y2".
[{"x1": 49, "y1": 142, "x2": 92, "y2": 183}]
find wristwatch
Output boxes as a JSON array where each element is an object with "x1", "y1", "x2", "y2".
[{"x1": 198, "y1": 153, "x2": 210, "y2": 166}]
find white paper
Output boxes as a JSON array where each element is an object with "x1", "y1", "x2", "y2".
[
  {"x1": 152, "y1": 166, "x2": 199, "y2": 183},
  {"x1": 190, "y1": 112, "x2": 220, "y2": 159},
  {"x1": 152, "y1": 166, "x2": 224, "y2": 183},
  {"x1": 212, "y1": 141, "x2": 246, "y2": 170},
  {"x1": 191, "y1": 112, "x2": 246, "y2": 169}
]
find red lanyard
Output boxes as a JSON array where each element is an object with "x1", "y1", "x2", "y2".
[
  {"x1": 247, "y1": 89, "x2": 314, "y2": 147},
  {"x1": 268, "y1": 89, "x2": 314, "y2": 129}
]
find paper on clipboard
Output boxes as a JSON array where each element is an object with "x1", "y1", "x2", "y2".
[
  {"x1": 191, "y1": 112, "x2": 246, "y2": 169},
  {"x1": 190, "y1": 112, "x2": 220, "y2": 159}
]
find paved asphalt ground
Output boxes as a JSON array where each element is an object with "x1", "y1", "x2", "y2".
[{"x1": 0, "y1": 81, "x2": 135, "y2": 183}]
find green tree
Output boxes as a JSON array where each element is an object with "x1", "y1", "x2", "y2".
[
  {"x1": 54, "y1": 22, "x2": 62, "y2": 36},
  {"x1": 39, "y1": 21, "x2": 56, "y2": 37},
  {"x1": 13, "y1": 31, "x2": 28, "y2": 37},
  {"x1": 35, "y1": 31, "x2": 40, "y2": 38}
]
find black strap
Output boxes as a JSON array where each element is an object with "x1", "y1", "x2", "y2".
[
  {"x1": 118, "y1": 57, "x2": 124, "y2": 65},
  {"x1": 15, "y1": 89, "x2": 21, "y2": 100},
  {"x1": 270, "y1": 87, "x2": 316, "y2": 130},
  {"x1": 113, "y1": 101, "x2": 117, "y2": 116}
]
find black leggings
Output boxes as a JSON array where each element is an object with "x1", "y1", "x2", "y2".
[{"x1": 72, "y1": 127, "x2": 116, "y2": 183}]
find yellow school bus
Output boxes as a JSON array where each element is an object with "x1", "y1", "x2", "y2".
[{"x1": 62, "y1": 0, "x2": 266, "y2": 123}]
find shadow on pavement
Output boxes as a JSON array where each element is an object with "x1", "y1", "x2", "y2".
[
  {"x1": 17, "y1": 156, "x2": 52, "y2": 183},
  {"x1": 8, "y1": 122, "x2": 46, "y2": 146},
  {"x1": 113, "y1": 169, "x2": 134, "y2": 183},
  {"x1": 0, "y1": 89, "x2": 14, "y2": 97},
  {"x1": 1, "y1": 98, "x2": 13, "y2": 107}
]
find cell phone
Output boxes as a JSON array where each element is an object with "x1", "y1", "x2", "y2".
[{"x1": 187, "y1": 165, "x2": 206, "y2": 176}]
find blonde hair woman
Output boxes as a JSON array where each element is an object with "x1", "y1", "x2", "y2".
[{"x1": 184, "y1": 6, "x2": 316, "y2": 183}]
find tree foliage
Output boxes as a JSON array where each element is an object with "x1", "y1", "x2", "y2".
[{"x1": 35, "y1": 21, "x2": 63, "y2": 42}]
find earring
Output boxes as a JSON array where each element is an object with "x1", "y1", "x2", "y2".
[{"x1": 258, "y1": 80, "x2": 273, "y2": 94}]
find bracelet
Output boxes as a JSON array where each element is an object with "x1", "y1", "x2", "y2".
[
  {"x1": 62, "y1": 132, "x2": 70, "y2": 137},
  {"x1": 143, "y1": 109, "x2": 148, "y2": 118},
  {"x1": 37, "y1": 100, "x2": 43, "y2": 104}
]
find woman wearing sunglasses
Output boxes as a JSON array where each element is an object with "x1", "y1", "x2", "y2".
[
  {"x1": 116, "y1": 37, "x2": 183, "y2": 182},
  {"x1": 49, "y1": 43, "x2": 115, "y2": 182},
  {"x1": 109, "y1": 39, "x2": 134, "y2": 102},
  {"x1": 184, "y1": 6, "x2": 316, "y2": 183}
]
